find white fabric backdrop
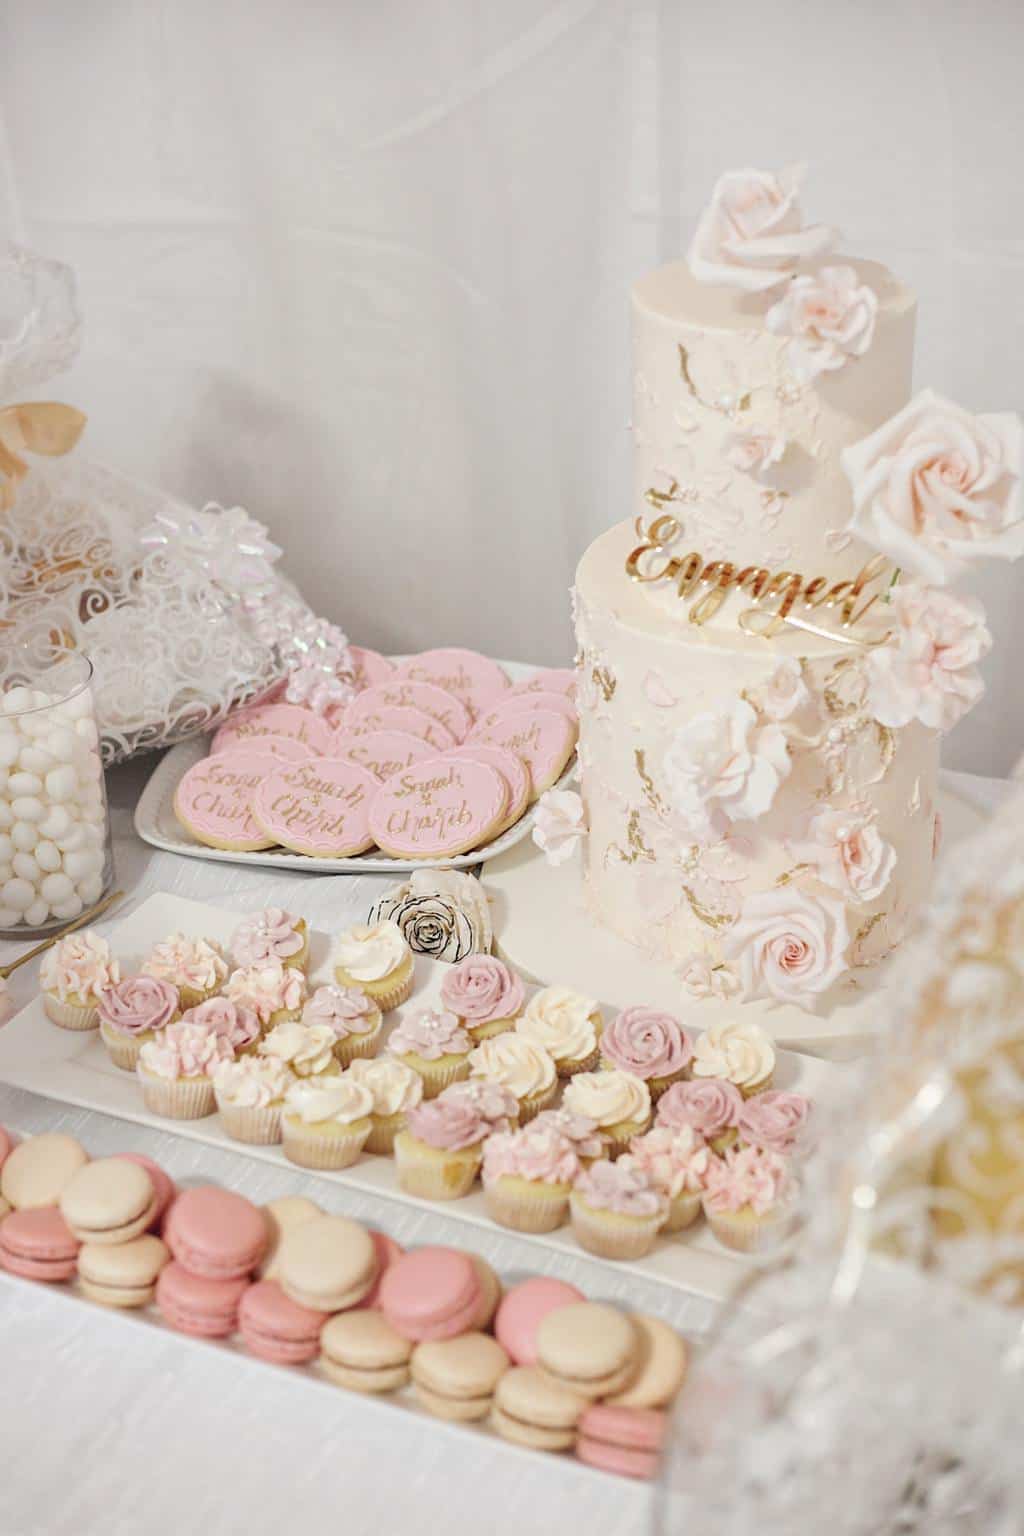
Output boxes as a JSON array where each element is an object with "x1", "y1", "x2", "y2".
[{"x1": 1, "y1": 0, "x2": 1022, "y2": 772}]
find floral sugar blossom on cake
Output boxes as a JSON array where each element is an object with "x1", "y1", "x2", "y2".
[
  {"x1": 790, "y1": 803, "x2": 896, "y2": 904},
  {"x1": 182, "y1": 996, "x2": 261, "y2": 1053},
  {"x1": 724, "y1": 428, "x2": 788, "y2": 480},
  {"x1": 865, "y1": 584, "x2": 991, "y2": 733},
  {"x1": 754, "y1": 657, "x2": 811, "y2": 723},
  {"x1": 532, "y1": 789, "x2": 586, "y2": 866},
  {"x1": 766, "y1": 265, "x2": 878, "y2": 381},
  {"x1": 41, "y1": 930, "x2": 120, "y2": 1002},
  {"x1": 664, "y1": 698, "x2": 790, "y2": 840},
  {"x1": 678, "y1": 951, "x2": 741, "y2": 1002},
  {"x1": 722, "y1": 889, "x2": 850, "y2": 1011},
  {"x1": 687, "y1": 164, "x2": 837, "y2": 293}
]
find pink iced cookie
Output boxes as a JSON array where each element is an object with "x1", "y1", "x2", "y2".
[
  {"x1": 343, "y1": 705, "x2": 456, "y2": 753},
  {"x1": 347, "y1": 680, "x2": 472, "y2": 744},
  {"x1": 211, "y1": 704, "x2": 334, "y2": 757},
  {"x1": 507, "y1": 668, "x2": 578, "y2": 700},
  {"x1": 173, "y1": 751, "x2": 281, "y2": 852},
  {"x1": 470, "y1": 709, "x2": 577, "y2": 800},
  {"x1": 251, "y1": 757, "x2": 379, "y2": 858},
  {"x1": 472, "y1": 692, "x2": 577, "y2": 735},
  {"x1": 347, "y1": 646, "x2": 396, "y2": 690},
  {"x1": 369, "y1": 756, "x2": 509, "y2": 859},
  {"x1": 450, "y1": 743, "x2": 531, "y2": 834},
  {"x1": 395, "y1": 648, "x2": 509, "y2": 718},
  {"x1": 335, "y1": 730, "x2": 435, "y2": 783},
  {"x1": 216, "y1": 733, "x2": 313, "y2": 764}
]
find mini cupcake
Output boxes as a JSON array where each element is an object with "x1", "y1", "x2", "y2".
[
  {"x1": 387, "y1": 1008, "x2": 472, "y2": 1098},
  {"x1": 623, "y1": 1125, "x2": 714, "y2": 1232},
  {"x1": 141, "y1": 934, "x2": 227, "y2": 1010},
  {"x1": 531, "y1": 1107, "x2": 607, "y2": 1165},
  {"x1": 439, "y1": 1079, "x2": 520, "y2": 1135},
  {"x1": 516, "y1": 985, "x2": 602, "y2": 1076},
  {"x1": 346, "y1": 1056, "x2": 424, "y2": 1154},
  {"x1": 259, "y1": 1019, "x2": 338, "y2": 1078},
  {"x1": 302, "y1": 984, "x2": 383, "y2": 1066},
  {"x1": 468, "y1": 1034, "x2": 558, "y2": 1123},
  {"x1": 97, "y1": 975, "x2": 179, "y2": 1070},
  {"x1": 562, "y1": 1070, "x2": 652, "y2": 1155},
  {"x1": 702, "y1": 1144, "x2": 796, "y2": 1253},
  {"x1": 482, "y1": 1122, "x2": 580, "y2": 1233},
  {"x1": 213, "y1": 1055, "x2": 294, "y2": 1145},
  {"x1": 690, "y1": 1020, "x2": 775, "y2": 1099},
  {"x1": 569, "y1": 1159, "x2": 667, "y2": 1261},
  {"x1": 41, "y1": 930, "x2": 120, "y2": 1031},
  {"x1": 230, "y1": 907, "x2": 309, "y2": 972},
  {"x1": 136, "y1": 1021, "x2": 234, "y2": 1119},
  {"x1": 224, "y1": 959, "x2": 308, "y2": 1031},
  {"x1": 736, "y1": 1090, "x2": 811, "y2": 1155},
  {"x1": 657, "y1": 1078, "x2": 744, "y2": 1155},
  {"x1": 280, "y1": 1076, "x2": 375, "y2": 1170},
  {"x1": 393, "y1": 1095, "x2": 490, "y2": 1200},
  {"x1": 599, "y1": 1007, "x2": 693, "y2": 1100},
  {"x1": 332, "y1": 921, "x2": 414, "y2": 1012},
  {"x1": 440, "y1": 956, "x2": 525, "y2": 1042},
  {"x1": 182, "y1": 996, "x2": 261, "y2": 1057}
]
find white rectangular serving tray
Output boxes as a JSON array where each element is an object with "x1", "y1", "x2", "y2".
[
  {"x1": 134, "y1": 657, "x2": 575, "y2": 875},
  {"x1": 0, "y1": 893, "x2": 840, "y2": 1305}
]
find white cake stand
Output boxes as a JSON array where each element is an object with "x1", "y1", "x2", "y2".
[{"x1": 482, "y1": 786, "x2": 985, "y2": 1060}]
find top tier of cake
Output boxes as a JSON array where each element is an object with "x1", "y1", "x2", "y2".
[{"x1": 631, "y1": 256, "x2": 916, "y2": 599}]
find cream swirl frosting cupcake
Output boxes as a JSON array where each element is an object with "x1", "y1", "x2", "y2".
[
  {"x1": 259, "y1": 1019, "x2": 337, "y2": 1078},
  {"x1": 141, "y1": 934, "x2": 227, "y2": 1010},
  {"x1": 346, "y1": 1055, "x2": 424, "y2": 1153},
  {"x1": 97, "y1": 975, "x2": 179, "y2": 1070},
  {"x1": 516, "y1": 985, "x2": 602, "y2": 1076},
  {"x1": 41, "y1": 930, "x2": 121, "y2": 1031},
  {"x1": 230, "y1": 908, "x2": 309, "y2": 971},
  {"x1": 332, "y1": 921, "x2": 414, "y2": 1012},
  {"x1": 468, "y1": 1034, "x2": 558, "y2": 1122},
  {"x1": 562, "y1": 1069, "x2": 652, "y2": 1153},
  {"x1": 302, "y1": 984, "x2": 383, "y2": 1066},
  {"x1": 280, "y1": 1075, "x2": 374, "y2": 1170},
  {"x1": 690, "y1": 1021, "x2": 775, "y2": 1098},
  {"x1": 213, "y1": 1055, "x2": 294, "y2": 1145},
  {"x1": 224, "y1": 959, "x2": 308, "y2": 1029}
]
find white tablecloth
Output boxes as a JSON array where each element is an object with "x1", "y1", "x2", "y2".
[{"x1": 0, "y1": 762, "x2": 1008, "y2": 1536}]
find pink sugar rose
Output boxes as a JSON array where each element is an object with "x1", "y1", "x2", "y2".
[
  {"x1": 601, "y1": 1007, "x2": 692, "y2": 1080},
  {"x1": 790, "y1": 802, "x2": 896, "y2": 904},
  {"x1": 657, "y1": 1079, "x2": 743, "y2": 1140},
  {"x1": 664, "y1": 698, "x2": 790, "y2": 840},
  {"x1": 766, "y1": 265, "x2": 878, "y2": 381},
  {"x1": 723, "y1": 888, "x2": 850, "y2": 1010},
  {"x1": 440, "y1": 956, "x2": 525, "y2": 1024},
  {"x1": 688, "y1": 164, "x2": 837, "y2": 293},
  {"x1": 532, "y1": 789, "x2": 586, "y2": 866},
  {"x1": 865, "y1": 583, "x2": 991, "y2": 733}
]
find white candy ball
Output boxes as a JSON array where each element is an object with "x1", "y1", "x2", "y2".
[
  {"x1": 54, "y1": 825, "x2": 86, "y2": 853},
  {"x1": 40, "y1": 871, "x2": 74, "y2": 904},
  {"x1": 0, "y1": 737, "x2": 20, "y2": 769},
  {"x1": 18, "y1": 745, "x2": 55, "y2": 774},
  {"x1": 11, "y1": 796, "x2": 44, "y2": 823},
  {"x1": 2, "y1": 687, "x2": 33, "y2": 715},
  {"x1": 62, "y1": 690, "x2": 93, "y2": 721},
  {"x1": 0, "y1": 802, "x2": 12, "y2": 832},
  {"x1": 0, "y1": 833, "x2": 11, "y2": 863},
  {"x1": 77, "y1": 874, "x2": 104, "y2": 905},
  {"x1": 34, "y1": 840, "x2": 61, "y2": 873},
  {"x1": 0, "y1": 905, "x2": 20, "y2": 928},
  {"x1": 2, "y1": 877, "x2": 35, "y2": 911},
  {"x1": 44, "y1": 726, "x2": 76, "y2": 760},
  {"x1": 7, "y1": 771, "x2": 43, "y2": 797},
  {"x1": 39, "y1": 806, "x2": 72, "y2": 839},
  {"x1": 12, "y1": 852, "x2": 40, "y2": 884},
  {"x1": 44, "y1": 766, "x2": 77, "y2": 803},
  {"x1": 18, "y1": 713, "x2": 51, "y2": 741},
  {"x1": 11, "y1": 822, "x2": 38, "y2": 852},
  {"x1": 51, "y1": 895, "x2": 83, "y2": 920},
  {"x1": 24, "y1": 898, "x2": 49, "y2": 928},
  {"x1": 63, "y1": 847, "x2": 101, "y2": 881},
  {"x1": 74, "y1": 716, "x2": 100, "y2": 748},
  {"x1": 0, "y1": 864, "x2": 12, "y2": 886}
]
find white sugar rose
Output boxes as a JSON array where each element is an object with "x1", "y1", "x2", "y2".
[
  {"x1": 842, "y1": 389, "x2": 1024, "y2": 584},
  {"x1": 678, "y1": 951, "x2": 740, "y2": 1001},
  {"x1": 757, "y1": 657, "x2": 811, "y2": 722},
  {"x1": 725, "y1": 429, "x2": 788, "y2": 479},
  {"x1": 688, "y1": 164, "x2": 837, "y2": 293},
  {"x1": 664, "y1": 697, "x2": 790, "y2": 840},
  {"x1": 866, "y1": 583, "x2": 991, "y2": 732},
  {"x1": 723, "y1": 888, "x2": 850, "y2": 1009},
  {"x1": 532, "y1": 788, "x2": 586, "y2": 866},
  {"x1": 766, "y1": 265, "x2": 878, "y2": 381},
  {"x1": 790, "y1": 803, "x2": 896, "y2": 903}
]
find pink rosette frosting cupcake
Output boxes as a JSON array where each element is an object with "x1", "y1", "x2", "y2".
[
  {"x1": 570, "y1": 1159, "x2": 667, "y2": 1261},
  {"x1": 41, "y1": 930, "x2": 121, "y2": 1031},
  {"x1": 440, "y1": 956, "x2": 526, "y2": 1041},
  {"x1": 136, "y1": 1021, "x2": 234, "y2": 1120},
  {"x1": 141, "y1": 934, "x2": 227, "y2": 1010},
  {"x1": 702, "y1": 1144, "x2": 795, "y2": 1253},
  {"x1": 599, "y1": 1007, "x2": 693, "y2": 1098},
  {"x1": 393, "y1": 1095, "x2": 490, "y2": 1200},
  {"x1": 97, "y1": 975, "x2": 180, "y2": 1071},
  {"x1": 301, "y1": 984, "x2": 383, "y2": 1066},
  {"x1": 736, "y1": 1091, "x2": 811, "y2": 1155},
  {"x1": 482, "y1": 1123, "x2": 580, "y2": 1233},
  {"x1": 656, "y1": 1078, "x2": 743, "y2": 1154},
  {"x1": 623, "y1": 1125, "x2": 714, "y2": 1232},
  {"x1": 388, "y1": 1007, "x2": 472, "y2": 1098},
  {"x1": 532, "y1": 1107, "x2": 607, "y2": 1164},
  {"x1": 224, "y1": 959, "x2": 308, "y2": 1030},
  {"x1": 182, "y1": 996, "x2": 261, "y2": 1056},
  {"x1": 230, "y1": 908, "x2": 309, "y2": 972}
]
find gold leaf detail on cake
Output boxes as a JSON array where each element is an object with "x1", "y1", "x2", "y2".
[
  {"x1": 678, "y1": 345, "x2": 751, "y2": 415},
  {"x1": 850, "y1": 910, "x2": 889, "y2": 967},
  {"x1": 868, "y1": 724, "x2": 897, "y2": 784},
  {"x1": 775, "y1": 863, "x2": 815, "y2": 888},
  {"x1": 592, "y1": 665, "x2": 616, "y2": 702},
  {"x1": 909, "y1": 777, "x2": 922, "y2": 815},
  {"x1": 681, "y1": 884, "x2": 735, "y2": 931},
  {"x1": 634, "y1": 749, "x2": 667, "y2": 816},
  {"x1": 823, "y1": 656, "x2": 868, "y2": 718},
  {"x1": 606, "y1": 810, "x2": 655, "y2": 867}
]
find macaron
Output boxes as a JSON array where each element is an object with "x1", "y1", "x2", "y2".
[
  {"x1": 411, "y1": 1331, "x2": 510, "y2": 1421},
  {"x1": 378, "y1": 1246, "x2": 483, "y2": 1343},
  {"x1": 165, "y1": 1187, "x2": 267, "y2": 1280},
  {"x1": 575, "y1": 1404, "x2": 667, "y2": 1480},
  {"x1": 114, "y1": 1154, "x2": 177, "y2": 1229},
  {"x1": 0, "y1": 1197, "x2": 10, "y2": 1223},
  {"x1": 469, "y1": 1254, "x2": 502, "y2": 1331},
  {"x1": 319, "y1": 1309, "x2": 414, "y2": 1394},
  {"x1": 77, "y1": 1234, "x2": 170, "y2": 1308},
  {"x1": 238, "y1": 1279, "x2": 329, "y2": 1365},
  {"x1": 535, "y1": 1302, "x2": 639, "y2": 1400},
  {"x1": 156, "y1": 1260, "x2": 250, "y2": 1338},
  {"x1": 605, "y1": 1314, "x2": 688, "y2": 1409},
  {"x1": 491, "y1": 1365, "x2": 586, "y2": 1452},
  {"x1": 353, "y1": 1231, "x2": 405, "y2": 1310},
  {"x1": 494, "y1": 1276, "x2": 586, "y2": 1365},
  {"x1": 258, "y1": 1195, "x2": 324, "y2": 1279},
  {"x1": 0, "y1": 1133, "x2": 89, "y2": 1210},
  {"x1": 276, "y1": 1214, "x2": 378, "y2": 1312},
  {"x1": 0, "y1": 1207, "x2": 80, "y2": 1281},
  {"x1": 59, "y1": 1158, "x2": 159, "y2": 1245}
]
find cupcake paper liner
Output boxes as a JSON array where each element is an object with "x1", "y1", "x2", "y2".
[
  {"x1": 43, "y1": 993, "x2": 99, "y2": 1032},
  {"x1": 138, "y1": 1071, "x2": 216, "y2": 1120},
  {"x1": 393, "y1": 1133, "x2": 482, "y2": 1200},
  {"x1": 218, "y1": 1101, "x2": 284, "y2": 1146},
  {"x1": 402, "y1": 1054, "x2": 470, "y2": 1100},
  {"x1": 281, "y1": 1118, "x2": 371, "y2": 1171},
  {"x1": 334, "y1": 957, "x2": 414, "y2": 1014},
  {"x1": 569, "y1": 1195, "x2": 662, "y2": 1261},
  {"x1": 663, "y1": 1189, "x2": 703, "y2": 1233},
  {"x1": 364, "y1": 1110, "x2": 408, "y2": 1156},
  {"x1": 333, "y1": 1020, "x2": 383, "y2": 1068},
  {"x1": 515, "y1": 1081, "x2": 560, "y2": 1124},
  {"x1": 99, "y1": 1023, "x2": 152, "y2": 1073},
  {"x1": 484, "y1": 1178, "x2": 571, "y2": 1234},
  {"x1": 704, "y1": 1200, "x2": 794, "y2": 1254},
  {"x1": 555, "y1": 1043, "x2": 601, "y2": 1079}
]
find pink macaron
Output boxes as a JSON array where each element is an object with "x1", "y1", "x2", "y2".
[
  {"x1": 575, "y1": 1405, "x2": 667, "y2": 1480},
  {"x1": 494, "y1": 1277, "x2": 586, "y2": 1366},
  {"x1": 354, "y1": 1231, "x2": 405, "y2": 1311},
  {"x1": 378, "y1": 1247, "x2": 483, "y2": 1342},
  {"x1": 0, "y1": 1207, "x2": 80, "y2": 1282},
  {"x1": 165, "y1": 1187, "x2": 267, "y2": 1280},
  {"x1": 156, "y1": 1260, "x2": 250, "y2": 1338},
  {"x1": 238, "y1": 1279, "x2": 329, "y2": 1365},
  {"x1": 114, "y1": 1154, "x2": 177, "y2": 1229}
]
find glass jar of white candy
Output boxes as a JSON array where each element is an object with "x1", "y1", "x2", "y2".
[{"x1": 0, "y1": 651, "x2": 114, "y2": 934}]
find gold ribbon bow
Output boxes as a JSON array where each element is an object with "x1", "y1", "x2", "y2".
[{"x1": 0, "y1": 401, "x2": 87, "y2": 512}]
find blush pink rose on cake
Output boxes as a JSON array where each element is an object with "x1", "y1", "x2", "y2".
[
  {"x1": 865, "y1": 584, "x2": 991, "y2": 733},
  {"x1": 687, "y1": 164, "x2": 837, "y2": 293},
  {"x1": 722, "y1": 889, "x2": 850, "y2": 1011},
  {"x1": 766, "y1": 265, "x2": 878, "y2": 381}
]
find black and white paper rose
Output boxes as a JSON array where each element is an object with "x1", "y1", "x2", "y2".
[{"x1": 367, "y1": 869, "x2": 492, "y2": 963}]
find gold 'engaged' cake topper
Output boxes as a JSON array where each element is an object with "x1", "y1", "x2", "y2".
[{"x1": 626, "y1": 512, "x2": 893, "y2": 644}]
